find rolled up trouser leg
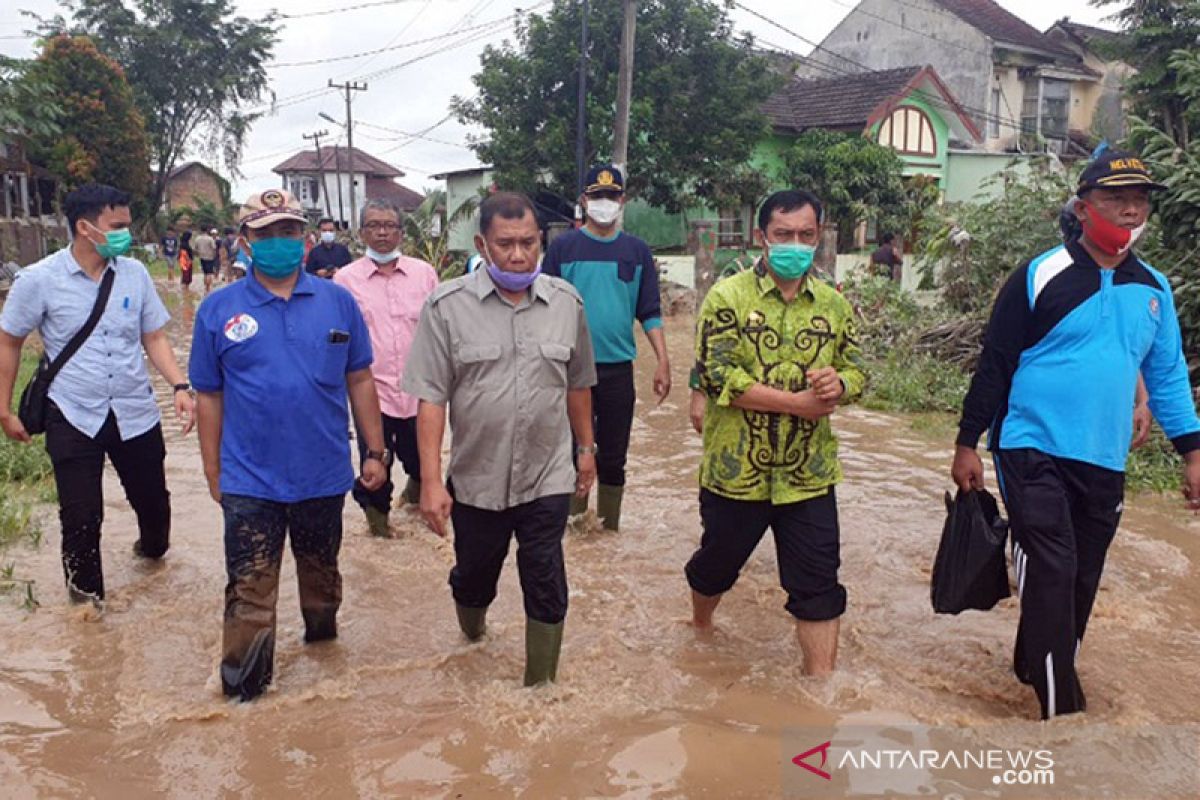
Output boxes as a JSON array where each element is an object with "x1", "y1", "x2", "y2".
[
  {"x1": 289, "y1": 495, "x2": 345, "y2": 642},
  {"x1": 220, "y1": 494, "x2": 288, "y2": 701}
]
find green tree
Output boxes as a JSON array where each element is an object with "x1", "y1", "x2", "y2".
[
  {"x1": 1091, "y1": 0, "x2": 1200, "y2": 147},
  {"x1": 453, "y1": 0, "x2": 781, "y2": 211},
  {"x1": 1128, "y1": 50, "x2": 1200, "y2": 377},
  {"x1": 779, "y1": 129, "x2": 910, "y2": 247},
  {"x1": 23, "y1": 35, "x2": 150, "y2": 197},
  {"x1": 0, "y1": 56, "x2": 63, "y2": 143},
  {"x1": 917, "y1": 157, "x2": 1075, "y2": 315},
  {"x1": 402, "y1": 189, "x2": 475, "y2": 278},
  {"x1": 38, "y1": 0, "x2": 277, "y2": 218}
]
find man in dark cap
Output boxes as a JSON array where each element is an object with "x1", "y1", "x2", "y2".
[
  {"x1": 542, "y1": 164, "x2": 670, "y2": 531},
  {"x1": 952, "y1": 149, "x2": 1200, "y2": 719}
]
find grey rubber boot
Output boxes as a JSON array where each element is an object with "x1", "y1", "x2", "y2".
[
  {"x1": 401, "y1": 477, "x2": 421, "y2": 505},
  {"x1": 568, "y1": 492, "x2": 589, "y2": 517},
  {"x1": 523, "y1": 617, "x2": 564, "y2": 686},
  {"x1": 596, "y1": 483, "x2": 624, "y2": 531},
  {"x1": 364, "y1": 506, "x2": 391, "y2": 538},
  {"x1": 456, "y1": 603, "x2": 488, "y2": 641}
]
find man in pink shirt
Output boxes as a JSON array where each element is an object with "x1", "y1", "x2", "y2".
[{"x1": 335, "y1": 199, "x2": 439, "y2": 537}]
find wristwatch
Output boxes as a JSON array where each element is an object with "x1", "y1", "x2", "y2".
[
  {"x1": 365, "y1": 448, "x2": 393, "y2": 468},
  {"x1": 575, "y1": 443, "x2": 598, "y2": 455},
  {"x1": 172, "y1": 383, "x2": 191, "y2": 394}
]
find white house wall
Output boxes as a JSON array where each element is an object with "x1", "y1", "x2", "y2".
[{"x1": 804, "y1": 0, "x2": 994, "y2": 137}]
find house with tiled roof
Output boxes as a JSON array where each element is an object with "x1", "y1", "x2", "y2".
[
  {"x1": 272, "y1": 146, "x2": 424, "y2": 229},
  {"x1": 1044, "y1": 17, "x2": 1134, "y2": 143},
  {"x1": 760, "y1": 65, "x2": 982, "y2": 188},
  {"x1": 804, "y1": 0, "x2": 1119, "y2": 156}
]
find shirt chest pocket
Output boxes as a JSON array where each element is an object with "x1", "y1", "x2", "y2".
[
  {"x1": 537, "y1": 342, "x2": 572, "y2": 387},
  {"x1": 317, "y1": 337, "x2": 351, "y2": 387},
  {"x1": 103, "y1": 297, "x2": 141, "y2": 343},
  {"x1": 456, "y1": 343, "x2": 502, "y2": 380}
]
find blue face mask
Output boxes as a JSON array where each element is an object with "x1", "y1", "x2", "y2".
[
  {"x1": 251, "y1": 237, "x2": 305, "y2": 278},
  {"x1": 767, "y1": 242, "x2": 816, "y2": 280}
]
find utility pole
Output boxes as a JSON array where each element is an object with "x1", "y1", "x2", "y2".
[
  {"x1": 574, "y1": 0, "x2": 590, "y2": 217},
  {"x1": 303, "y1": 129, "x2": 333, "y2": 218},
  {"x1": 612, "y1": 0, "x2": 636, "y2": 177},
  {"x1": 328, "y1": 79, "x2": 368, "y2": 231},
  {"x1": 333, "y1": 143, "x2": 346, "y2": 226}
]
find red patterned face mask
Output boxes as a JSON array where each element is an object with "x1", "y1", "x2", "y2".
[{"x1": 1079, "y1": 201, "x2": 1145, "y2": 256}]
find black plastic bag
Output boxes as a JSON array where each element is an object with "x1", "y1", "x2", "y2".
[{"x1": 931, "y1": 488, "x2": 1011, "y2": 614}]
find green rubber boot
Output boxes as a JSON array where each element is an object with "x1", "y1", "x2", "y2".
[
  {"x1": 596, "y1": 483, "x2": 624, "y2": 531},
  {"x1": 364, "y1": 506, "x2": 391, "y2": 538},
  {"x1": 568, "y1": 491, "x2": 589, "y2": 517},
  {"x1": 401, "y1": 477, "x2": 421, "y2": 505},
  {"x1": 523, "y1": 617, "x2": 564, "y2": 686},
  {"x1": 455, "y1": 604, "x2": 488, "y2": 641}
]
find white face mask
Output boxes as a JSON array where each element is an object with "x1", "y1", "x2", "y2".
[
  {"x1": 586, "y1": 198, "x2": 621, "y2": 226},
  {"x1": 366, "y1": 246, "x2": 400, "y2": 263},
  {"x1": 320, "y1": 231, "x2": 336, "y2": 244}
]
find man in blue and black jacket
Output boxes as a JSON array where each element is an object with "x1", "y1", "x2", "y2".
[
  {"x1": 952, "y1": 150, "x2": 1200, "y2": 719},
  {"x1": 543, "y1": 164, "x2": 671, "y2": 531}
]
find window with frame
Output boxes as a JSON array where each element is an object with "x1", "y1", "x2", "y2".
[{"x1": 877, "y1": 106, "x2": 937, "y2": 157}]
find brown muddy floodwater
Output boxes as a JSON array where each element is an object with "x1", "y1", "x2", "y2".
[{"x1": 2, "y1": 286, "x2": 1199, "y2": 798}]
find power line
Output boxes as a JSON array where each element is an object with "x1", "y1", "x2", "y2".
[
  {"x1": 277, "y1": 0, "x2": 428, "y2": 20},
  {"x1": 270, "y1": 8, "x2": 524, "y2": 68},
  {"x1": 251, "y1": 11, "x2": 525, "y2": 114},
  {"x1": 328, "y1": 0, "x2": 432, "y2": 79}
]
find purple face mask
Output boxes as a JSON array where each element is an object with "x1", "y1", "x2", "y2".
[{"x1": 484, "y1": 248, "x2": 542, "y2": 292}]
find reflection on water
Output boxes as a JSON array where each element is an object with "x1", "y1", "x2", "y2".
[{"x1": 1, "y1": 294, "x2": 1198, "y2": 797}]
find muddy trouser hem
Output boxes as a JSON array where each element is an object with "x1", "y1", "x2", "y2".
[
  {"x1": 352, "y1": 413, "x2": 420, "y2": 513},
  {"x1": 994, "y1": 448, "x2": 1123, "y2": 719},
  {"x1": 45, "y1": 405, "x2": 170, "y2": 602},
  {"x1": 448, "y1": 488, "x2": 570, "y2": 624},
  {"x1": 591, "y1": 362, "x2": 635, "y2": 487},
  {"x1": 220, "y1": 493, "x2": 345, "y2": 700},
  {"x1": 686, "y1": 487, "x2": 846, "y2": 621}
]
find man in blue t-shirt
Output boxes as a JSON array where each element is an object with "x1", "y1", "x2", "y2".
[
  {"x1": 190, "y1": 188, "x2": 387, "y2": 702},
  {"x1": 543, "y1": 164, "x2": 671, "y2": 531}
]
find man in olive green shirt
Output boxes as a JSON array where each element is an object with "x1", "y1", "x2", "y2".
[
  {"x1": 404, "y1": 192, "x2": 598, "y2": 687},
  {"x1": 687, "y1": 189, "x2": 865, "y2": 675}
]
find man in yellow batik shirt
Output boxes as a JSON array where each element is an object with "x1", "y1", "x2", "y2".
[{"x1": 687, "y1": 189, "x2": 866, "y2": 676}]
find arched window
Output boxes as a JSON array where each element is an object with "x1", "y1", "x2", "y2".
[{"x1": 877, "y1": 106, "x2": 937, "y2": 156}]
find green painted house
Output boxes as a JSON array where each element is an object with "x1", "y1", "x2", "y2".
[{"x1": 633, "y1": 64, "x2": 989, "y2": 250}]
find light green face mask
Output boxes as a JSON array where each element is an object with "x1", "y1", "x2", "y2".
[
  {"x1": 86, "y1": 222, "x2": 133, "y2": 260},
  {"x1": 766, "y1": 241, "x2": 816, "y2": 280}
]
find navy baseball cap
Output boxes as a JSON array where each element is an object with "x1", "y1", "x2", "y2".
[
  {"x1": 1077, "y1": 150, "x2": 1166, "y2": 195},
  {"x1": 584, "y1": 164, "x2": 625, "y2": 195}
]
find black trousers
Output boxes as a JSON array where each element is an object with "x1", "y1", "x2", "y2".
[
  {"x1": 44, "y1": 405, "x2": 170, "y2": 601},
  {"x1": 686, "y1": 488, "x2": 847, "y2": 621},
  {"x1": 352, "y1": 413, "x2": 420, "y2": 513},
  {"x1": 994, "y1": 448, "x2": 1124, "y2": 719},
  {"x1": 592, "y1": 361, "x2": 636, "y2": 487},
  {"x1": 448, "y1": 489, "x2": 570, "y2": 624},
  {"x1": 220, "y1": 493, "x2": 345, "y2": 701}
]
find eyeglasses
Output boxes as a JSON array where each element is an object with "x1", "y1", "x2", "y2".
[{"x1": 362, "y1": 222, "x2": 402, "y2": 232}]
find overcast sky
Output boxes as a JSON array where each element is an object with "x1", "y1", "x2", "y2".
[{"x1": 1, "y1": 0, "x2": 1114, "y2": 199}]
